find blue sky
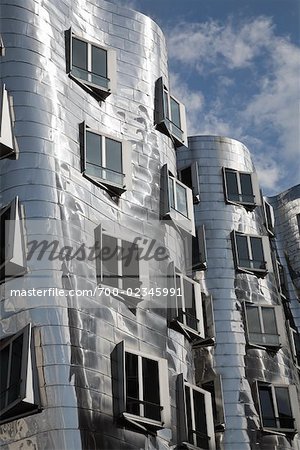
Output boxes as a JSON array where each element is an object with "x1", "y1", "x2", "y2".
[{"x1": 114, "y1": 0, "x2": 300, "y2": 195}]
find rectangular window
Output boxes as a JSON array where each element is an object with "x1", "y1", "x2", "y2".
[
  {"x1": 297, "y1": 214, "x2": 300, "y2": 235},
  {"x1": 0, "y1": 325, "x2": 39, "y2": 423},
  {"x1": 177, "y1": 374, "x2": 216, "y2": 449},
  {"x1": 65, "y1": 29, "x2": 116, "y2": 100},
  {"x1": 191, "y1": 225, "x2": 207, "y2": 271},
  {"x1": 81, "y1": 122, "x2": 132, "y2": 194},
  {"x1": 200, "y1": 375, "x2": 225, "y2": 431},
  {"x1": 178, "y1": 161, "x2": 200, "y2": 204},
  {"x1": 0, "y1": 84, "x2": 15, "y2": 159},
  {"x1": 287, "y1": 324, "x2": 300, "y2": 368},
  {"x1": 223, "y1": 168, "x2": 261, "y2": 209},
  {"x1": 111, "y1": 342, "x2": 170, "y2": 430},
  {"x1": 244, "y1": 303, "x2": 281, "y2": 348},
  {"x1": 256, "y1": 383, "x2": 298, "y2": 432},
  {"x1": 154, "y1": 77, "x2": 187, "y2": 147},
  {"x1": 96, "y1": 228, "x2": 141, "y2": 292},
  {"x1": 232, "y1": 231, "x2": 269, "y2": 275},
  {"x1": 0, "y1": 197, "x2": 26, "y2": 283},
  {"x1": 161, "y1": 164, "x2": 195, "y2": 236},
  {"x1": 263, "y1": 199, "x2": 275, "y2": 236}
]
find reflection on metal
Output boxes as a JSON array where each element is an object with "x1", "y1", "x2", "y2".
[{"x1": 0, "y1": 2, "x2": 299, "y2": 450}]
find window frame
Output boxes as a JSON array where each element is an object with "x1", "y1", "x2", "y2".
[
  {"x1": 255, "y1": 381, "x2": 300, "y2": 434},
  {"x1": 111, "y1": 341, "x2": 171, "y2": 431},
  {"x1": 287, "y1": 321, "x2": 300, "y2": 369},
  {"x1": 154, "y1": 77, "x2": 188, "y2": 148},
  {"x1": 0, "y1": 325, "x2": 40, "y2": 424},
  {"x1": 80, "y1": 122, "x2": 132, "y2": 194},
  {"x1": 65, "y1": 28, "x2": 116, "y2": 100},
  {"x1": 243, "y1": 302, "x2": 282, "y2": 350},
  {"x1": 231, "y1": 230, "x2": 270, "y2": 276},
  {"x1": 177, "y1": 373, "x2": 216, "y2": 450},
  {"x1": 223, "y1": 168, "x2": 261, "y2": 209},
  {"x1": 0, "y1": 84, "x2": 15, "y2": 159},
  {"x1": 200, "y1": 375, "x2": 225, "y2": 431},
  {"x1": 263, "y1": 198, "x2": 275, "y2": 236},
  {"x1": 178, "y1": 162, "x2": 200, "y2": 204},
  {"x1": 161, "y1": 164, "x2": 195, "y2": 236},
  {"x1": 0, "y1": 196, "x2": 27, "y2": 283}
]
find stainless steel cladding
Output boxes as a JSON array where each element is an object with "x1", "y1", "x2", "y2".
[{"x1": 1, "y1": 1, "x2": 300, "y2": 450}]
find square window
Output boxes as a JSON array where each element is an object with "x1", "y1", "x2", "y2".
[
  {"x1": 244, "y1": 303, "x2": 282, "y2": 349},
  {"x1": 177, "y1": 374, "x2": 216, "y2": 450},
  {"x1": 0, "y1": 325, "x2": 40, "y2": 424},
  {"x1": 0, "y1": 84, "x2": 15, "y2": 159},
  {"x1": 111, "y1": 342, "x2": 170, "y2": 431},
  {"x1": 223, "y1": 168, "x2": 261, "y2": 209},
  {"x1": 0, "y1": 197, "x2": 26, "y2": 283},
  {"x1": 80, "y1": 122, "x2": 132, "y2": 194},
  {"x1": 256, "y1": 382, "x2": 299, "y2": 433},
  {"x1": 161, "y1": 164, "x2": 195, "y2": 236},
  {"x1": 232, "y1": 231, "x2": 270, "y2": 276},
  {"x1": 65, "y1": 29, "x2": 116, "y2": 100},
  {"x1": 155, "y1": 77, "x2": 188, "y2": 148}
]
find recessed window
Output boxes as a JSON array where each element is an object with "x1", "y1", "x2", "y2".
[
  {"x1": 161, "y1": 164, "x2": 195, "y2": 236},
  {"x1": 177, "y1": 374, "x2": 216, "y2": 449},
  {"x1": 0, "y1": 325, "x2": 40, "y2": 424},
  {"x1": 0, "y1": 84, "x2": 15, "y2": 159},
  {"x1": 263, "y1": 199, "x2": 275, "y2": 236},
  {"x1": 0, "y1": 197, "x2": 26, "y2": 283},
  {"x1": 223, "y1": 168, "x2": 261, "y2": 209},
  {"x1": 232, "y1": 231, "x2": 270, "y2": 275},
  {"x1": 243, "y1": 303, "x2": 281, "y2": 349},
  {"x1": 65, "y1": 28, "x2": 116, "y2": 100},
  {"x1": 111, "y1": 342, "x2": 170, "y2": 431},
  {"x1": 287, "y1": 323, "x2": 300, "y2": 368},
  {"x1": 95, "y1": 226, "x2": 141, "y2": 292},
  {"x1": 178, "y1": 162, "x2": 200, "y2": 204},
  {"x1": 256, "y1": 382, "x2": 299, "y2": 433},
  {"x1": 155, "y1": 77, "x2": 187, "y2": 147},
  {"x1": 80, "y1": 122, "x2": 132, "y2": 194}
]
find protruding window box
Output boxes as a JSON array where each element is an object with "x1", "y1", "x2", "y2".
[
  {"x1": 223, "y1": 168, "x2": 261, "y2": 210},
  {"x1": 65, "y1": 28, "x2": 116, "y2": 100},
  {"x1": 200, "y1": 375, "x2": 225, "y2": 432},
  {"x1": 178, "y1": 162, "x2": 200, "y2": 204},
  {"x1": 287, "y1": 321, "x2": 300, "y2": 369},
  {"x1": 0, "y1": 84, "x2": 15, "y2": 159},
  {"x1": 231, "y1": 231, "x2": 271, "y2": 277}
]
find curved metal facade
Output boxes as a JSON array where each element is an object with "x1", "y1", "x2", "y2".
[{"x1": 0, "y1": 2, "x2": 299, "y2": 450}]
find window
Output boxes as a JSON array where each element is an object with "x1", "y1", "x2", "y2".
[
  {"x1": 177, "y1": 374, "x2": 216, "y2": 450},
  {"x1": 274, "y1": 259, "x2": 289, "y2": 299},
  {"x1": 161, "y1": 164, "x2": 195, "y2": 236},
  {"x1": 65, "y1": 28, "x2": 116, "y2": 100},
  {"x1": 178, "y1": 162, "x2": 200, "y2": 204},
  {"x1": 168, "y1": 270, "x2": 204, "y2": 340},
  {"x1": 95, "y1": 225, "x2": 142, "y2": 293},
  {"x1": 0, "y1": 35, "x2": 4, "y2": 56},
  {"x1": 80, "y1": 122, "x2": 132, "y2": 194},
  {"x1": 223, "y1": 168, "x2": 261, "y2": 209},
  {"x1": 243, "y1": 303, "x2": 282, "y2": 349},
  {"x1": 192, "y1": 225, "x2": 207, "y2": 271},
  {"x1": 0, "y1": 84, "x2": 15, "y2": 159},
  {"x1": 154, "y1": 77, "x2": 187, "y2": 147},
  {"x1": 232, "y1": 231, "x2": 270, "y2": 275},
  {"x1": 200, "y1": 375, "x2": 225, "y2": 431},
  {"x1": 297, "y1": 214, "x2": 300, "y2": 235},
  {"x1": 255, "y1": 382, "x2": 300, "y2": 433},
  {"x1": 0, "y1": 197, "x2": 26, "y2": 283},
  {"x1": 287, "y1": 323, "x2": 300, "y2": 368},
  {"x1": 111, "y1": 342, "x2": 170, "y2": 431},
  {"x1": 0, "y1": 325, "x2": 40, "y2": 424},
  {"x1": 263, "y1": 199, "x2": 275, "y2": 236}
]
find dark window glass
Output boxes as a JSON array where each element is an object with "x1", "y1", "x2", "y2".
[
  {"x1": 185, "y1": 386, "x2": 193, "y2": 445},
  {"x1": 225, "y1": 171, "x2": 239, "y2": 201},
  {"x1": 250, "y1": 237, "x2": 265, "y2": 269},
  {"x1": 193, "y1": 389, "x2": 209, "y2": 450},
  {"x1": 176, "y1": 182, "x2": 188, "y2": 217},
  {"x1": 297, "y1": 214, "x2": 300, "y2": 235},
  {"x1": 72, "y1": 38, "x2": 87, "y2": 70},
  {"x1": 293, "y1": 331, "x2": 300, "y2": 366},
  {"x1": 102, "y1": 234, "x2": 118, "y2": 288},
  {"x1": 246, "y1": 306, "x2": 261, "y2": 334},
  {"x1": 125, "y1": 352, "x2": 139, "y2": 416},
  {"x1": 106, "y1": 138, "x2": 122, "y2": 174},
  {"x1": 122, "y1": 240, "x2": 139, "y2": 290},
  {"x1": 183, "y1": 279, "x2": 198, "y2": 331},
  {"x1": 142, "y1": 358, "x2": 160, "y2": 421},
  {"x1": 7, "y1": 336, "x2": 23, "y2": 405},
  {"x1": 180, "y1": 166, "x2": 193, "y2": 190},
  {"x1": 259, "y1": 385, "x2": 276, "y2": 428},
  {"x1": 236, "y1": 235, "x2": 250, "y2": 267},
  {"x1": 170, "y1": 97, "x2": 181, "y2": 129},
  {"x1": 201, "y1": 381, "x2": 217, "y2": 424},
  {"x1": 240, "y1": 173, "x2": 254, "y2": 203},
  {"x1": 0, "y1": 345, "x2": 9, "y2": 410},
  {"x1": 163, "y1": 89, "x2": 169, "y2": 119},
  {"x1": 91, "y1": 45, "x2": 107, "y2": 78},
  {"x1": 86, "y1": 131, "x2": 101, "y2": 167},
  {"x1": 265, "y1": 202, "x2": 274, "y2": 233},
  {"x1": 275, "y1": 387, "x2": 294, "y2": 429},
  {"x1": 176, "y1": 275, "x2": 183, "y2": 322},
  {"x1": 0, "y1": 207, "x2": 10, "y2": 266}
]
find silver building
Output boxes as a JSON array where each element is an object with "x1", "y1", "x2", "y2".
[{"x1": 0, "y1": 1, "x2": 299, "y2": 449}]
